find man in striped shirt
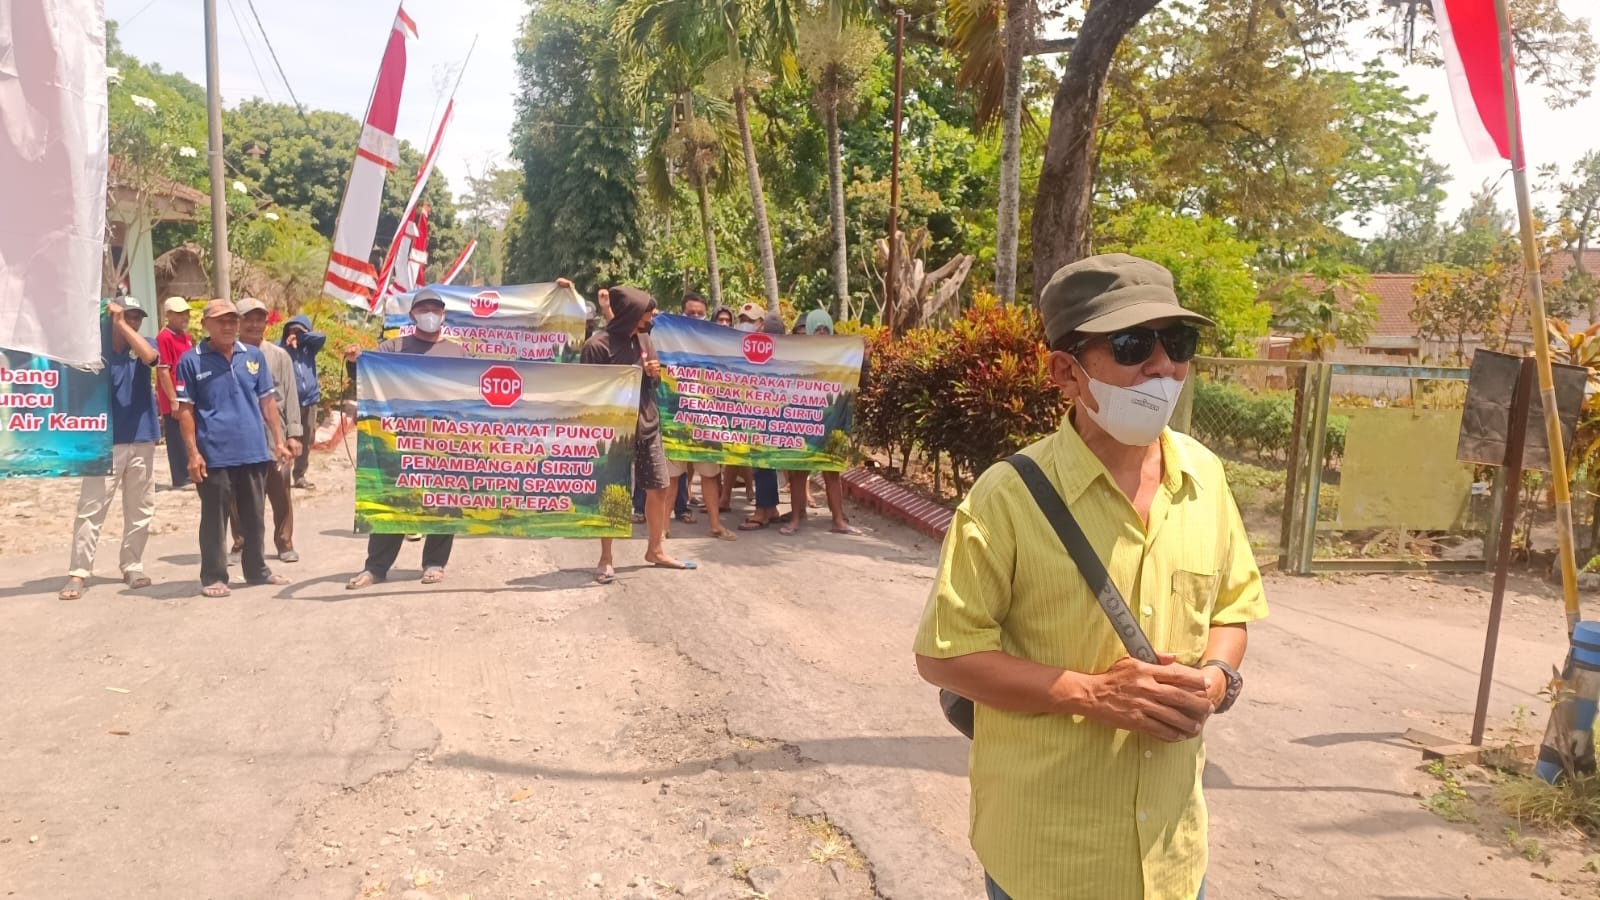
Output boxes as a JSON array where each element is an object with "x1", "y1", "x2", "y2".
[{"x1": 914, "y1": 254, "x2": 1267, "y2": 900}]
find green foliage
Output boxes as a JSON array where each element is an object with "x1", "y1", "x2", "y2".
[
  {"x1": 508, "y1": 0, "x2": 643, "y2": 295},
  {"x1": 856, "y1": 296, "x2": 1067, "y2": 488},
  {"x1": 1266, "y1": 261, "x2": 1378, "y2": 360},
  {"x1": 1100, "y1": 206, "x2": 1269, "y2": 356},
  {"x1": 1192, "y1": 380, "x2": 1345, "y2": 466},
  {"x1": 600, "y1": 484, "x2": 634, "y2": 524},
  {"x1": 825, "y1": 428, "x2": 852, "y2": 460}
]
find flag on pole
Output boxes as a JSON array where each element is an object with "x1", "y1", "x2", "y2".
[
  {"x1": 324, "y1": 5, "x2": 417, "y2": 310},
  {"x1": 0, "y1": 0, "x2": 108, "y2": 366},
  {"x1": 371, "y1": 99, "x2": 454, "y2": 309},
  {"x1": 1430, "y1": 0, "x2": 1517, "y2": 165},
  {"x1": 441, "y1": 238, "x2": 477, "y2": 285},
  {"x1": 399, "y1": 205, "x2": 430, "y2": 292}
]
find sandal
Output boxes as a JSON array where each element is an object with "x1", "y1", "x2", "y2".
[
  {"x1": 831, "y1": 524, "x2": 864, "y2": 536},
  {"x1": 58, "y1": 576, "x2": 85, "y2": 601},
  {"x1": 594, "y1": 566, "x2": 616, "y2": 585},
  {"x1": 676, "y1": 511, "x2": 697, "y2": 524},
  {"x1": 421, "y1": 567, "x2": 445, "y2": 585},
  {"x1": 709, "y1": 527, "x2": 738, "y2": 541},
  {"x1": 779, "y1": 521, "x2": 802, "y2": 536},
  {"x1": 631, "y1": 513, "x2": 646, "y2": 524},
  {"x1": 738, "y1": 517, "x2": 770, "y2": 532},
  {"x1": 649, "y1": 558, "x2": 698, "y2": 571},
  {"x1": 346, "y1": 571, "x2": 381, "y2": 590},
  {"x1": 248, "y1": 574, "x2": 290, "y2": 586},
  {"x1": 201, "y1": 582, "x2": 232, "y2": 598},
  {"x1": 124, "y1": 572, "x2": 153, "y2": 590}
]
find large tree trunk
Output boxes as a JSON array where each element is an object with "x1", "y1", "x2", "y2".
[
  {"x1": 695, "y1": 176, "x2": 724, "y2": 309},
  {"x1": 995, "y1": 0, "x2": 1031, "y2": 305},
  {"x1": 824, "y1": 96, "x2": 850, "y2": 321},
  {"x1": 1030, "y1": 0, "x2": 1162, "y2": 300},
  {"x1": 732, "y1": 85, "x2": 782, "y2": 309}
]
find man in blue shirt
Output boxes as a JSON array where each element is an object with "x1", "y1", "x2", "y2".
[
  {"x1": 174, "y1": 299, "x2": 294, "y2": 597},
  {"x1": 58, "y1": 299, "x2": 161, "y2": 601},
  {"x1": 280, "y1": 314, "x2": 326, "y2": 489}
]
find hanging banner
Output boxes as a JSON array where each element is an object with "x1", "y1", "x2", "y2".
[
  {"x1": 651, "y1": 314, "x2": 863, "y2": 471},
  {"x1": 355, "y1": 353, "x2": 639, "y2": 537},
  {"x1": 381, "y1": 283, "x2": 586, "y2": 362},
  {"x1": 0, "y1": 349, "x2": 112, "y2": 479}
]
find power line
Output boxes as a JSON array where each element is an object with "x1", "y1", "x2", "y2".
[
  {"x1": 122, "y1": 0, "x2": 165, "y2": 27},
  {"x1": 244, "y1": 0, "x2": 307, "y2": 117},
  {"x1": 223, "y1": 0, "x2": 277, "y2": 103}
]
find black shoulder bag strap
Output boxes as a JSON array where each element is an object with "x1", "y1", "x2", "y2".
[{"x1": 939, "y1": 454, "x2": 1159, "y2": 739}]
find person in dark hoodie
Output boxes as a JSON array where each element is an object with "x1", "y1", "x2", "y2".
[
  {"x1": 582, "y1": 285, "x2": 697, "y2": 584},
  {"x1": 280, "y1": 314, "x2": 327, "y2": 488}
]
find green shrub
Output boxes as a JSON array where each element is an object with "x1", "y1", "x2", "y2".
[
  {"x1": 1191, "y1": 379, "x2": 1343, "y2": 466},
  {"x1": 599, "y1": 484, "x2": 633, "y2": 524}
]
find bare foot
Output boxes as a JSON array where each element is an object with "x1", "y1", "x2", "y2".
[
  {"x1": 595, "y1": 564, "x2": 615, "y2": 585},
  {"x1": 644, "y1": 551, "x2": 697, "y2": 571}
]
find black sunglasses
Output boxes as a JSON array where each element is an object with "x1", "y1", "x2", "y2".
[{"x1": 1074, "y1": 324, "x2": 1200, "y2": 366}]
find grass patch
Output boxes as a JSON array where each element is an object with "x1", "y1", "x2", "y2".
[{"x1": 1495, "y1": 773, "x2": 1600, "y2": 832}]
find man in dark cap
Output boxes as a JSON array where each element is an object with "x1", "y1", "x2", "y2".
[
  {"x1": 344, "y1": 289, "x2": 466, "y2": 589},
  {"x1": 280, "y1": 312, "x2": 327, "y2": 488},
  {"x1": 582, "y1": 285, "x2": 695, "y2": 583},
  {"x1": 912, "y1": 254, "x2": 1266, "y2": 900},
  {"x1": 174, "y1": 299, "x2": 295, "y2": 597}
]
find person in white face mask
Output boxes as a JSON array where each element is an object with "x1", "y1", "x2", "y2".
[
  {"x1": 913, "y1": 253, "x2": 1267, "y2": 900},
  {"x1": 343, "y1": 289, "x2": 467, "y2": 591}
]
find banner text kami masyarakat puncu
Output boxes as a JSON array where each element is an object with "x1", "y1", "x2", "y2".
[{"x1": 354, "y1": 352, "x2": 639, "y2": 538}]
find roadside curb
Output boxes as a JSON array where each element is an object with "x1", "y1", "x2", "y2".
[{"x1": 842, "y1": 467, "x2": 954, "y2": 541}]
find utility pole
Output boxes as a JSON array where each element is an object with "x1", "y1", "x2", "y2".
[
  {"x1": 885, "y1": 8, "x2": 906, "y2": 335},
  {"x1": 203, "y1": 0, "x2": 231, "y2": 299}
]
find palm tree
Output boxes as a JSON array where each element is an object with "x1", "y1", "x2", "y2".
[
  {"x1": 619, "y1": 0, "x2": 801, "y2": 311},
  {"x1": 948, "y1": 0, "x2": 1035, "y2": 305},
  {"x1": 797, "y1": 2, "x2": 882, "y2": 321},
  {"x1": 615, "y1": 8, "x2": 743, "y2": 306}
]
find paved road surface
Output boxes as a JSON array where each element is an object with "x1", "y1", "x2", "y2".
[{"x1": 0, "y1": 452, "x2": 1588, "y2": 899}]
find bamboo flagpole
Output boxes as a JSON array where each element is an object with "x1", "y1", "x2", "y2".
[{"x1": 1490, "y1": 0, "x2": 1582, "y2": 632}]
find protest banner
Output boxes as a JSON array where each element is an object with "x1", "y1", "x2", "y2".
[
  {"x1": 651, "y1": 314, "x2": 864, "y2": 471},
  {"x1": 382, "y1": 283, "x2": 586, "y2": 361},
  {"x1": 355, "y1": 353, "x2": 639, "y2": 538},
  {"x1": 0, "y1": 349, "x2": 112, "y2": 479}
]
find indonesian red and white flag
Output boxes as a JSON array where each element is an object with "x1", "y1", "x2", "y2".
[
  {"x1": 395, "y1": 205, "x2": 430, "y2": 293},
  {"x1": 441, "y1": 238, "x2": 477, "y2": 285},
  {"x1": 324, "y1": 6, "x2": 417, "y2": 310},
  {"x1": 1430, "y1": 0, "x2": 1518, "y2": 166},
  {"x1": 371, "y1": 99, "x2": 454, "y2": 309}
]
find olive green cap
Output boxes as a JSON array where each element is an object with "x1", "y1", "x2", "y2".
[{"x1": 1038, "y1": 253, "x2": 1214, "y2": 346}]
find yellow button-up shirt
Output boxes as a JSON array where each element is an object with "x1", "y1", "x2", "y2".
[{"x1": 914, "y1": 422, "x2": 1267, "y2": 900}]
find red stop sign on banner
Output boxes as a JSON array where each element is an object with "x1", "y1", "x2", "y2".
[
  {"x1": 742, "y1": 333, "x2": 775, "y2": 366},
  {"x1": 469, "y1": 290, "x2": 500, "y2": 317},
  {"x1": 480, "y1": 365, "x2": 522, "y2": 408}
]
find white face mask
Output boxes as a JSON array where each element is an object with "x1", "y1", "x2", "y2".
[
  {"x1": 413, "y1": 311, "x2": 445, "y2": 334},
  {"x1": 735, "y1": 321, "x2": 759, "y2": 333},
  {"x1": 1078, "y1": 374, "x2": 1184, "y2": 447}
]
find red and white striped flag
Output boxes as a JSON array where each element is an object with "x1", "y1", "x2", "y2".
[{"x1": 1431, "y1": 0, "x2": 1518, "y2": 166}]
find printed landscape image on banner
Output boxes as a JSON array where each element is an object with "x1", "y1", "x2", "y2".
[
  {"x1": 381, "y1": 283, "x2": 587, "y2": 362},
  {"x1": 355, "y1": 353, "x2": 640, "y2": 538},
  {"x1": 0, "y1": 350, "x2": 112, "y2": 479},
  {"x1": 652, "y1": 314, "x2": 864, "y2": 471}
]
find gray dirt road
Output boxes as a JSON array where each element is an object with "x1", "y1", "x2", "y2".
[{"x1": 1, "y1": 450, "x2": 1593, "y2": 899}]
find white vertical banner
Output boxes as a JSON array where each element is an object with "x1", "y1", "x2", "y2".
[{"x1": 0, "y1": 0, "x2": 108, "y2": 366}]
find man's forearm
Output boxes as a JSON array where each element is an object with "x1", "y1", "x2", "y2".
[
  {"x1": 177, "y1": 406, "x2": 200, "y2": 457},
  {"x1": 1202, "y1": 623, "x2": 1248, "y2": 668},
  {"x1": 157, "y1": 368, "x2": 177, "y2": 406},
  {"x1": 261, "y1": 397, "x2": 286, "y2": 448},
  {"x1": 915, "y1": 650, "x2": 1092, "y2": 717}
]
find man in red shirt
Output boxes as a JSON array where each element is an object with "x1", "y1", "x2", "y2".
[{"x1": 155, "y1": 297, "x2": 195, "y2": 489}]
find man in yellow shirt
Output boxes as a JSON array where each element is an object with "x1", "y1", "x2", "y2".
[{"x1": 914, "y1": 253, "x2": 1267, "y2": 900}]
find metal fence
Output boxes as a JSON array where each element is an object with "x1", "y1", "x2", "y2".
[{"x1": 1175, "y1": 359, "x2": 1499, "y2": 575}]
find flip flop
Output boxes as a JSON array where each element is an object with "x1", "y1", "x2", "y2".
[
  {"x1": 779, "y1": 522, "x2": 801, "y2": 536},
  {"x1": 201, "y1": 582, "x2": 232, "y2": 598},
  {"x1": 831, "y1": 524, "x2": 864, "y2": 536},
  {"x1": 346, "y1": 571, "x2": 381, "y2": 590},
  {"x1": 676, "y1": 512, "x2": 698, "y2": 524},
  {"x1": 420, "y1": 567, "x2": 445, "y2": 585},
  {"x1": 278, "y1": 550, "x2": 300, "y2": 563},
  {"x1": 124, "y1": 573, "x2": 153, "y2": 590},
  {"x1": 738, "y1": 518, "x2": 769, "y2": 531},
  {"x1": 594, "y1": 570, "x2": 616, "y2": 585},
  {"x1": 631, "y1": 513, "x2": 646, "y2": 524},
  {"x1": 248, "y1": 574, "x2": 290, "y2": 586},
  {"x1": 709, "y1": 528, "x2": 738, "y2": 541},
  {"x1": 58, "y1": 577, "x2": 85, "y2": 601},
  {"x1": 650, "y1": 559, "x2": 698, "y2": 571}
]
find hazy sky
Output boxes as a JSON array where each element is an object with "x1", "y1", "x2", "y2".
[{"x1": 105, "y1": 0, "x2": 1599, "y2": 224}]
